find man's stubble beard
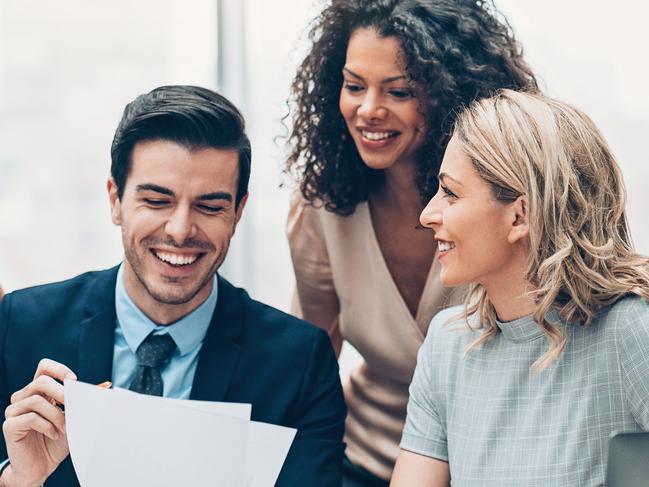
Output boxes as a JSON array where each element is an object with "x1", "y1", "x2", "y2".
[{"x1": 122, "y1": 227, "x2": 229, "y2": 306}]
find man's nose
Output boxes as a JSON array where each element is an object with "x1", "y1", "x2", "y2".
[{"x1": 164, "y1": 206, "x2": 197, "y2": 245}]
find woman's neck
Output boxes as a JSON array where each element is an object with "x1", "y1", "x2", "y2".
[
  {"x1": 483, "y1": 255, "x2": 537, "y2": 322},
  {"x1": 371, "y1": 160, "x2": 422, "y2": 214}
]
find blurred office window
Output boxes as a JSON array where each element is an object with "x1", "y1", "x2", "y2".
[
  {"x1": 0, "y1": 0, "x2": 647, "y2": 314},
  {"x1": 497, "y1": 0, "x2": 649, "y2": 253},
  {"x1": 215, "y1": 0, "x2": 322, "y2": 311},
  {"x1": 0, "y1": 0, "x2": 218, "y2": 292}
]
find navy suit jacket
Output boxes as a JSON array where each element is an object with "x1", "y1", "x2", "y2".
[{"x1": 0, "y1": 267, "x2": 346, "y2": 486}]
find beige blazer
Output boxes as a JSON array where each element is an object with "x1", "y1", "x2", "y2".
[{"x1": 287, "y1": 194, "x2": 464, "y2": 480}]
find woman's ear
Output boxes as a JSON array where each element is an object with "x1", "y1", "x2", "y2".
[{"x1": 507, "y1": 195, "x2": 529, "y2": 244}]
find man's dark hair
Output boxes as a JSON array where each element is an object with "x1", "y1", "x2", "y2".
[
  {"x1": 111, "y1": 85, "x2": 251, "y2": 206},
  {"x1": 286, "y1": 0, "x2": 538, "y2": 215}
]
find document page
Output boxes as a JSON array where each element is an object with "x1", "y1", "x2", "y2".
[{"x1": 65, "y1": 380, "x2": 296, "y2": 487}]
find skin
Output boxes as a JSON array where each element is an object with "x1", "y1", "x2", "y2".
[
  {"x1": 419, "y1": 136, "x2": 534, "y2": 320},
  {"x1": 339, "y1": 28, "x2": 426, "y2": 172},
  {"x1": 338, "y1": 27, "x2": 434, "y2": 318},
  {"x1": 390, "y1": 136, "x2": 534, "y2": 486},
  {"x1": 109, "y1": 141, "x2": 247, "y2": 325},
  {"x1": 1, "y1": 140, "x2": 247, "y2": 487},
  {"x1": 2, "y1": 360, "x2": 74, "y2": 487},
  {"x1": 391, "y1": 450, "x2": 450, "y2": 487}
]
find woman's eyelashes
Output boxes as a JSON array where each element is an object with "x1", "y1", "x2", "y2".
[
  {"x1": 441, "y1": 184, "x2": 457, "y2": 199},
  {"x1": 388, "y1": 89, "x2": 414, "y2": 99},
  {"x1": 341, "y1": 81, "x2": 414, "y2": 99},
  {"x1": 342, "y1": 81, "x2": 363, "y2": 93}
]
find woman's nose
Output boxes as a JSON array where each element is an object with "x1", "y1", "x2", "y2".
[
  {"x1": 357, "y1": 91, "x2": 387, "y2": 121},
  {"x1": 419, "y1": 195, "x2": 443, "y2": 229}
]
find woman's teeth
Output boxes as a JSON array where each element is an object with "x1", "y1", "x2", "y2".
[
  {"x1": 362, "y1": 130, "x2": 396, "y2": 141},
  {"x1": 438, "y1": 241, "x2": 455, "y2": 252}
]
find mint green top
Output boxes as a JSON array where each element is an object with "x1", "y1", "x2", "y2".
[{"x1": 401, "y1": 296, "x2": 649, "y2": 486}]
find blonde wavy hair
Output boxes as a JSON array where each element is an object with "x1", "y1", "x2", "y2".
[{"x1": 454, "y1": 89, "x2": 649, "y2": 370}]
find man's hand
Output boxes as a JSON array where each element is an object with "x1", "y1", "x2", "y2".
[{"x1": 1, "y1": 359, "x2": 76, "y2": 487}]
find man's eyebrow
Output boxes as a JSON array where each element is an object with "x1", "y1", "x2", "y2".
[
  {"x1": 197, "y1": 191, "x2": 233, "y2": 202},
  {"x1": 438, "y1": 173, "x2": 463, "y2": 186},
  {"x1": 135, "y1": 183, "x2": 174, "y2": 196},
  {"x1": 343, "y1": 67, "x2": 406, "y2": 84}
]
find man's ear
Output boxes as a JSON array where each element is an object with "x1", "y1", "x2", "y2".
[
  {"x1": 107, "y1": 178, "x2": 122, "y2": 225},
  {"x1": 507, "y1": 195, "x2": 529, "y2": 244},
  {"x1": 233, "y1": 192, "x2": 249, "y2": 229}
]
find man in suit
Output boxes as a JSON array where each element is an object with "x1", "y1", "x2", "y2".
[{"x1": 0, "y1": 85, "x2": 346, "y2": 487}]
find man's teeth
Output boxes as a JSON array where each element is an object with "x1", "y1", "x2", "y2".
[
  {"x1": 438, "y1": 241, "x2": 455, "y2": 252},
  {"x1": 362, "y1": 131, "x2": 395, "y2": 141},
  {"x1": 154, "y1": 251, "x2": 198, "y2": 266}
]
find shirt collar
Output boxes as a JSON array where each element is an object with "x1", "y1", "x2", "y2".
[
  {"x1": 496, "y1": 308, "x2": 564, "y2": 343},
  {"x1": 114, "y1": 263, "x2": 218, "y2": 356}
]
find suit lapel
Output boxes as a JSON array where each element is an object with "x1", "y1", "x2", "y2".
[
  {"x1": 190, "y1": 275, "x2": 244, "y2": 401},
  {"x1": 77, "y1": 267, "x2": 118, "y2": 384}
]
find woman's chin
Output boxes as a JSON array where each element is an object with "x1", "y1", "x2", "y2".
[
  {"x1": 440, "y1": 269, "x2": 467, "y2": 288},
  {"x1": 359, "y1": 156, "x2": 397, "y2": 171}
]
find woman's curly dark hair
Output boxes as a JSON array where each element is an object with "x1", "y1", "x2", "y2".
[{"x1": 286, "y1": 0, "x2": 538, "y2": 215}]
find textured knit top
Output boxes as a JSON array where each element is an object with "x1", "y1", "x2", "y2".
[
  {"x1": 401, "y1": 296, "x2": 649, "y2": 486},
  {"x1": 287, "y1": 195, "x2": 464, "y2": 480}
]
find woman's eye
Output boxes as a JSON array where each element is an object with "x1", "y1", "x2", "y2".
[
  {"x1": 343, "y1": 82, "x2": 363, "y2": 93},
  {"x1": 389, "y1": 89, "x2": 413, "y2": 99},
  {"x1": 441, "y1": 185, "x2": 457, "y2": 198}
]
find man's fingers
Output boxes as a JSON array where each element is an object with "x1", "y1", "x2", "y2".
[
  {"x1": 5, "y1": 395, "x2": 66, "y2": 434},
  {"x1": 9, "y1": 359, "x2": 77, "y2": 406},
  {"x1": 3, "y1": 412, "x2": 61, "y2": 441},
  {"x1": 33, "y1": 358, "x2": 76, "y2": 382},
  {"x1": 10, "y1": 375, "x2": 66, "y2": 406}
]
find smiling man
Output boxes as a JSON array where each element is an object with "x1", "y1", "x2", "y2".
[{"x1": 0, "y1": 85, "x2": 345, "y2": 487}]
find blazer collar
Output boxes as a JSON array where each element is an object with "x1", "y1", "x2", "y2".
[
  {"x1": 77, "y1": 266, "x2": 119, "y2": 385},
  {"x1": 190, "y1": 274, "x2": 245, "y2": 401},
  {"x1": 75, "y1": 268, "x2": 245, "y2": 401}
]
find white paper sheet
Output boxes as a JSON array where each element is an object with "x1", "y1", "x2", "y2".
[
  {"x1": 244, "y1": 421, "x2": 297, "y2": 487},
  {"x1": 65, "y1": 380, "x2": 296, "y2": 487}
]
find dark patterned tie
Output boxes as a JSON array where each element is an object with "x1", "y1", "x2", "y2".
[{"x1": 129, "y1": 333, "x2": 177, "y2": 396}]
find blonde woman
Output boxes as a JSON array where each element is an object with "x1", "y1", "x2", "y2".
[{"x1": 391, "y1": 90, "x2": 649, "y2": 486}]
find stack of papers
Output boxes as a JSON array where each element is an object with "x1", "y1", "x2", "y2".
[{"x1": 64, "y1": 380, "x2": 296, "y2": 487}]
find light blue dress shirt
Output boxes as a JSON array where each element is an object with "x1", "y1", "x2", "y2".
[
  {"x1": 111, "y1": 264, "x2": 217, "y2": 399},
  {"x1": 0, "y1": 267, "x2": 218, "y2": 475}
]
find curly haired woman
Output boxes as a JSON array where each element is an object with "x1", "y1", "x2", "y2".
[{"x1": 285, "y1": 1, "x2": 537, "y2": 485}]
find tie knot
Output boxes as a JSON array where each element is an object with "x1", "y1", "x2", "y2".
[{"x1": 136, "y1": 333, "x2": 176, "y2": 369}]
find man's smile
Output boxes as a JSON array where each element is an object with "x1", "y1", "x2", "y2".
[{"x1": 150, "y1": 249, "x2": 205, "y2": 267}]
